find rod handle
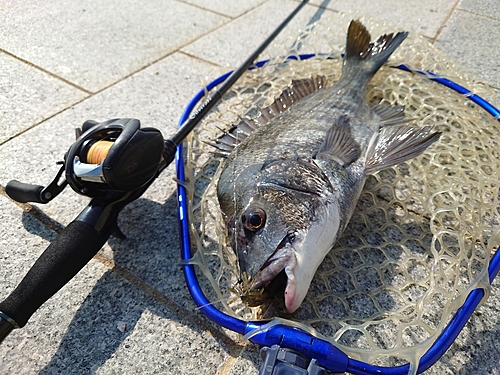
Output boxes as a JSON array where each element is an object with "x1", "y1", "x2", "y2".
[{"x1": 0, "y1": 220, "x2": 106, "y2": 341}]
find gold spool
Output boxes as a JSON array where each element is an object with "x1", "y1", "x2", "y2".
[{"x1": 86, "y1": 140, "x2": 114, "y2": 164}]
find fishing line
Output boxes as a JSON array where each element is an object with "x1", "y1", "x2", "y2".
[{"x1": 85, "y1": 140, "x2": 114, "y2": 164}]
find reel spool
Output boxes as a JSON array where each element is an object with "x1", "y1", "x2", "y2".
[
  {"x1": 65, "y1": 118, "x2": 165, "y2": 198},
  {"x1": 85, "y1": 140, "x2": 114, "y2": 165}
]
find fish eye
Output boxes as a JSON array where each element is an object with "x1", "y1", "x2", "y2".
[{"x1": 242, "y1": 207, "x2": 266, "y2": 231}]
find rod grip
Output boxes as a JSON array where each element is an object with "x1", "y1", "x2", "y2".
[
  {"x1": 0, "y1": 315, "x2": 15, "y2": 342},
  {"x1": 0, "y1": 220, "x2": 106, "y2": 333}
]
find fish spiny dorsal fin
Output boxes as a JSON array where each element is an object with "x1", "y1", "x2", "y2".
[
  {"x1": 258, "y1": 75, "x2": 327, "y2": 122},
  {"x1": 372, "y1": 103, "x2": 414, "y2": 126},
  {"x1": 211, "y1": 76, "x2": 327, "y2": 155},
  {"x1": 365, "y1": 125, "x2": 441, "y2": 175},
  {"x1": 314, "y1": 115, "x2": 361, "y2": 166}
]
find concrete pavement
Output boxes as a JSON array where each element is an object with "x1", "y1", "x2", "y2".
[{"x1": 1, "y1": 0, "x2": 500, "y2": 373}]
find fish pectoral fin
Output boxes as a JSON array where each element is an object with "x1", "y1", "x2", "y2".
[
  {"x1": 372, "y1": 103, "x2": 413, "y2": 126},
  {"x1": 315, "y1": 115, "x2": 361, "y2": 166},
  {"x1": 260, "y1": 159, "x2": 332, "y2": 197},
  {"x1": 365, "y1": 124, "x2": 441, "y2": 174},
  {"x1": 210, "y1": 77, "x2": 327, "y2": 155}
]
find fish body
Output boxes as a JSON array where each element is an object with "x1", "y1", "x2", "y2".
[{"x1": 216, "y1": 20, "x2": 440, "y2": 313}]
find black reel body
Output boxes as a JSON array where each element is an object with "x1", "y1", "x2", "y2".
[
  {"x1": 5, "y1": 118, "x2": 166, "y2": 203},
  {"x1": 66, "y1": 118, "x2": 165, "y2": 198}
]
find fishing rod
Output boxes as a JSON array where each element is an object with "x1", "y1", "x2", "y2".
[{"x1": 0, "y1": 0, "x2": 309, "y2": 346}]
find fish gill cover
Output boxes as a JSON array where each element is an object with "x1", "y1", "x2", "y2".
[{"x1": 180, "y1": 12, "x2": 500, "y2": 371}]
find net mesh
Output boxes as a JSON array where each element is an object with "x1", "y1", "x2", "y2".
[{"x1": 181, "y1": 13, "x2": 500, "y2": 372}]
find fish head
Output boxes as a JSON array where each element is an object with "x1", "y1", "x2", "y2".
[{"x1": 217, "y1": 159, "x2": 340, "y2": 313}]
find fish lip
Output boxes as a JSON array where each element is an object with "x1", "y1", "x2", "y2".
[{"x1": 250, "y1": 234, "x2": 296, "y2": 290}]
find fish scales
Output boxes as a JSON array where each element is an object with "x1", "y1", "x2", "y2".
[{"x1": 216, "y1": 20, "x2": 441, "y2": 313}]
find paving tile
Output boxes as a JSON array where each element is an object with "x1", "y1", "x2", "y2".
[
  {"x1": 435, "y1": 10, "x2": 500, "y2": 89},
  {"x1": 0, "y1": 52, "x2": 88, "y2": 144},
  {"x1": 223, "y1": 282, "x2": 500, "y2": 374},
  {"x1": 36, "y1": 276, "x2": 229, "y2": 375},
  {"x1": 0, "y1": 0, "x2": 228, "y2": 93},
  {"x1": 178, "y1": 0, "x2": 270, "y2": 18},
  {"x1": 181, "y1": 0, "x2": 338, "y2": 68},
  {"x1": 308, "y1": 0, "x2": 457, "y2": 38},
  {"x1": 94, "y1": 309, "x2": 227, "y2": 375},
  {"x1": 226, "y1": 343, "x2": 261, "y2": 375},
  {"x1": 422, "y1": 278, "x2": 500, "y2": 374},
  {"x1": 458, "y1": 0, "x2": 500, "y2": 20},
  {"x1": 0, "y1": 195, "x2": 231, "y2": 374},
  {"x1": 0, "y1": 196, "x2": 57, "y2": 293},
  {"x1": 2, "y1": 2, "x2": 500, "y2": 375},
  {"x1": 0, "y1": 194, "x2": 106, "y2": 374}
]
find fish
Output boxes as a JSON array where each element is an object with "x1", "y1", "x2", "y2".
[{"x1": 214, "y1": 20, "x2": 441, "y2": 313}]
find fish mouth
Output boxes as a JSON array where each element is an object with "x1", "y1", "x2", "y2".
[{"x1": 250, "y1": 234, "x2": 297, "y2": 291}]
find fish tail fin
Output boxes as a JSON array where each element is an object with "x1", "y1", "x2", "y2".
[{"x1": 344, "y1": 20, "x2": 408, "y2": 76}]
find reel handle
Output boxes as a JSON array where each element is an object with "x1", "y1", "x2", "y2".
[
  {"x1": 5, "y1": 180, "x2": 46, "y2": 203},
  {"x1": 5, "y1": 163, "x2": 67, "y2": 204}
]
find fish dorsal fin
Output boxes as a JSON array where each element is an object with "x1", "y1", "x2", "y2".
[
  {"x1": 315, "y1": 115, "x2": 361, "y2": 166},
  {"x1": 372, "y1": 103, "x2": 413, "y2": 126},
  {"x1": 210, "y1": 76, "x2": 327, "y2": 155},
  {"x1": 365, "y1": 124, "x2": 441, "y2": 174}
]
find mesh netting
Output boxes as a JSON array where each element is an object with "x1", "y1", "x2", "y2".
[{"x1": 181, "y1": 13, "x2": 500, "y2": 372}]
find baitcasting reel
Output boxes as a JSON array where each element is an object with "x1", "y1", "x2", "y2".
[
  {"x1": 0, "y1": 118, "x2": 172, "y2": 337},
  {"x1": 6, "y1": 118, "x2": 166, "y2": 204}
]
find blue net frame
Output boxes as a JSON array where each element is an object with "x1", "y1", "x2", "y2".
[{"x1": 175, "y1": 54, "x2": 500, "y2": 374}]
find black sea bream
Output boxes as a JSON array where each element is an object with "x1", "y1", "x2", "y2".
[{"x1": 215, "y1": 20, "x2": 441, "y2": 313}]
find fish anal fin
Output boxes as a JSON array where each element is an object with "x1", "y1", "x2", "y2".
[
  {"x1": 315, "y1": 115, "x2": 361, "y2": 166},
  {"x1": 365, "y1": 125, "x2": 441, "y2": 174},
  {"x1": 373, "y1": 103, "x2": 413, "y2": 126}
]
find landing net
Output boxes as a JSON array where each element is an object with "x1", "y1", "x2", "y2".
[{"x1": 181, "y1": 13, "x2": 500, "y2": 371}]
